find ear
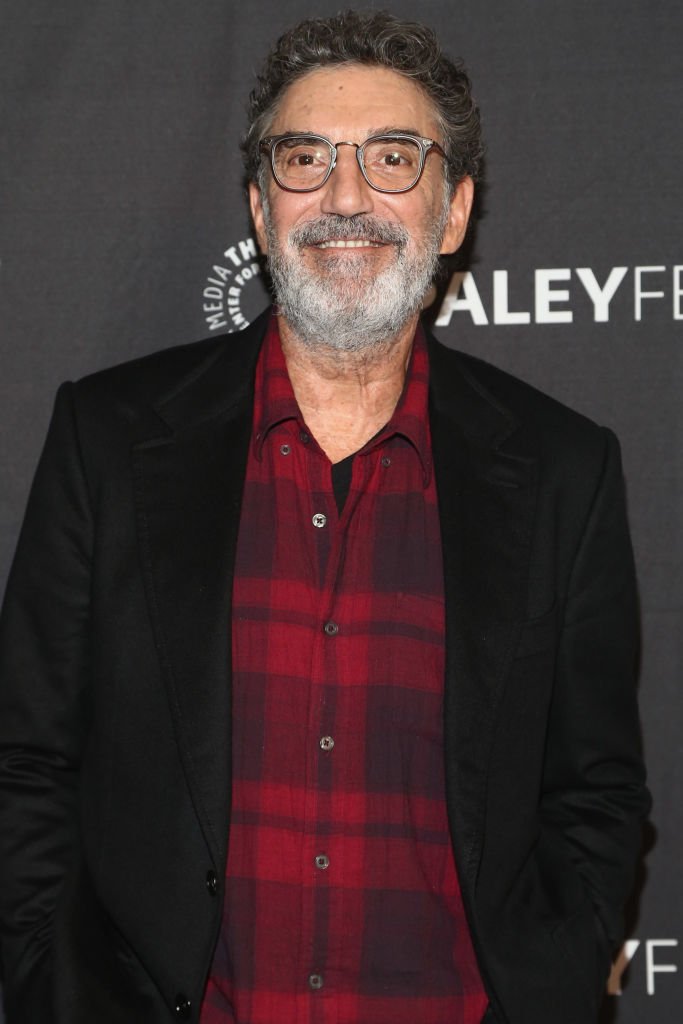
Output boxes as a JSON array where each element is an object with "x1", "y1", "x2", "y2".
[
  {"x1": 439, "y1": 175, "x2": 474, "y2": 255},
  {"x1": 248, "y1": 181, "x2": 269, "y2": 255}
]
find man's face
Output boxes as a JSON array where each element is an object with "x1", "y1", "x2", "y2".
[{"x1": 249, "y1": 64, "x2": 474, "y2": 352}]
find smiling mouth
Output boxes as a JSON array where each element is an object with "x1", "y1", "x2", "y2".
[{"x1": 315, "y1": 239, "x2": 383, "y2": 249}]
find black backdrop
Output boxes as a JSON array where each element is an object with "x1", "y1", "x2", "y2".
[{"x1": 1, "y1": 2, "x2": 681, "y2": 1020}]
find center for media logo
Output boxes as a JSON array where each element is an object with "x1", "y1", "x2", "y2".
[{"x1": 201, "y1": 238, "x2": 267, "y2": 332}]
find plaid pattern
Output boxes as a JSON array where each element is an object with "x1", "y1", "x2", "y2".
[{"x1": 200, "y1": 316, "x2": 487, "y2": 1023}]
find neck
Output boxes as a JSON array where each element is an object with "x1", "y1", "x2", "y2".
[{"x1": 278, "y1": 312, "x2": 419, "y2": 463}]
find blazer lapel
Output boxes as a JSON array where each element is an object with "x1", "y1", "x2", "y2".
[
  {"x1": 428, "y1": 335, "x2": 539, "y2": 890},
  {"x1": 132, "y1": 313, "x2": 268, "y2": 866}
]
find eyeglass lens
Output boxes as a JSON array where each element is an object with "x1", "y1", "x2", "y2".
[{"x1": 272, "y1": 136, "x2": 424, "y2": 191}]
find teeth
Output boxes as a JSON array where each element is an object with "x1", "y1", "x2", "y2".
[{"x1": 317, "y1": 239, "x2": 382, "y2": 249}]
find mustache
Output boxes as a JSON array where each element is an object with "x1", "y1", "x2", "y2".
[{"x1": 289, "y1": 215, "x2": 409, "y2": 248}]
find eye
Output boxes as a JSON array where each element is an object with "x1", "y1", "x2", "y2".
[
  {"x1": 284, "y1": 147, "x2": 327, "y2": 168},
  {"x1": 293, "y1": 152, "x2": 316, "y2": 166},
  {"x1": 272, "y1": 138, "x2": 332, "y2": 184},
  {"x1": 363, "y1": 138, "x2": 421, "y2": 176},
  {"x1": 277, "y1": 139, "x2": 329, "y2": 165},
  {"x1": 382, "y1": 150, "x2": 408, "y2": 166}
]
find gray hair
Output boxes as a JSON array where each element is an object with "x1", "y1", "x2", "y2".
[{"x1": 241, "y1": 9, "x2": 483, "y2": 192}]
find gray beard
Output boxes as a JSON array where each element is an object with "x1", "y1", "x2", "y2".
[{"x1": 263, "y1": 200, "x2": 448, "y2": 354}]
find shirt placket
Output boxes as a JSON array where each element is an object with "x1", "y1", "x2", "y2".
[{"x1": 300, "y1": 442, "x2": 364, "y2": 1023}]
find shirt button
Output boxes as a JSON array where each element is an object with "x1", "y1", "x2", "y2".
[
  {"x1": 323, "y1": 621, "x2": 339, "y2": 636},
  {"x1": 381, "y1": 455, "x2": 391, "y2": 467},
  {"x1": 312, "y1": 513, "x2": 327, "y2": 528},
  {"x1": 308, "y1": 973, "x2": 324, "y2": 991},
  {"x1": 205, "y1": 869, "x2": 218, "y2": 896},
  {"x1": 300, "y1": 430, "x2": 310, "y2": 444},
  {"x1": 315, "y1": 853, "x2": 330, "y2": 870},
  {"x1": 280, "y1": 443, "x2": 291, "y2": 456},
  {"x1": 174, "y1": 994, "x2": 191, "y2": 1018},
  {"x1": 319, "y1": 735, "x2": 335, "y2": 751}
]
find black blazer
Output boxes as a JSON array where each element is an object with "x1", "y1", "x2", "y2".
[{"x1": 0, "y1": 310, "x2": 649, "y2": 1023}]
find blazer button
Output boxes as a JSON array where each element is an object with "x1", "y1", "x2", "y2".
[
  {"x1": 174, "y1": 993, "x2": 191, "y2": 1018},
  {"x1": 206, "y1": 869, "x2": 218, "y2": 896}
]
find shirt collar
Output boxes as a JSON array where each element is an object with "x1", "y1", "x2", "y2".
[
  {"x1": 252, "y1": 313, "x2": 302, "y2": 458},
  {"x1": 372, "y1": 322, "x2": 433, "y2": 485},
  {"x1": 252, "y1": 311, "x2": 433, "y2": 486}
]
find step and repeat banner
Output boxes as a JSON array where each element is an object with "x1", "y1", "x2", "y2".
[{"x1": 1, "y1": 1, "x2": 680, "y2": 1020}]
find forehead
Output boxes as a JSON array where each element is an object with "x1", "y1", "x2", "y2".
[{"x1": 270, "y1": 64, "x2": 441, "y2": 138}]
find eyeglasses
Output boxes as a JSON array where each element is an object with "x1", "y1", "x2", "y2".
[{"x1": 259, "y1": 132, "x2": 448, "y2": 194}]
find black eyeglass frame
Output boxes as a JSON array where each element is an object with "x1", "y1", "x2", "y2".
[{"x1": 258, "y1": 132, "x2": 449, "y2": 194}]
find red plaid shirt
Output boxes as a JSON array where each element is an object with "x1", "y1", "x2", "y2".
[{"x1": 200, "y1": 316, "x2": 487, "y2": 1023}]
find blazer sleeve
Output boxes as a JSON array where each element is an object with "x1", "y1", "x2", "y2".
[
  {"x1": 540, "y1": 427, "x2": 651, "y2": 955},
  {"x1": 0, "y1": 382, "x2": 93, "y2": 1020}
]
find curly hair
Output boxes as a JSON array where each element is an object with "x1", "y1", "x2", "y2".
[{"x1": 242, "y1": 10, "x2": 483, "y2": 191}]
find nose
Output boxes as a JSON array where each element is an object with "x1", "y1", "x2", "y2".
[{"x1": 319, "y1": 143, "x2": 375, "y2": 218}]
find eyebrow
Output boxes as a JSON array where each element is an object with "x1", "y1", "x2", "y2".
[
  {"x1": 366, "y1": 126, "x2": 427, "y2": 138},
  {"x1": 278, "y1": 126, "x2": 429, "y2": 141}
]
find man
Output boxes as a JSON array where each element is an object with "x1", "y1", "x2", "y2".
[{"x1": 0, "y1": 10, "x2": 649, "y2": 1024}]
